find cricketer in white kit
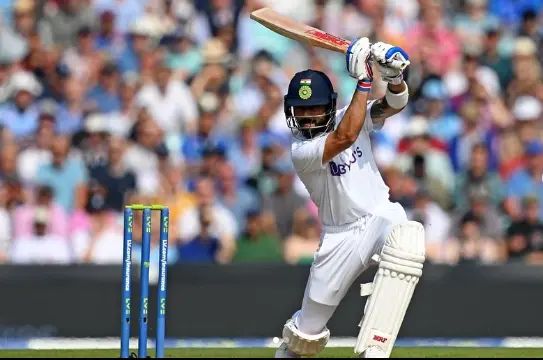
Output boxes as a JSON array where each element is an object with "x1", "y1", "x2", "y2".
[{"x1": 275, "y1": 38, "x2": 426, "y2": 358}]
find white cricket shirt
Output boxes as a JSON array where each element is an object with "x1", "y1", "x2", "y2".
[{"x1": 291, "y1": 101, "x2": 390, "y2": 226}]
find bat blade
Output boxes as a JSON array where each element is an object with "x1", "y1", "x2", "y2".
[
  {"x1": 250, "y1": 7, "x2": 408, "y2": 70},
  {"x1": 250, "y1": 7, "x2": 351, "y2": 54}
]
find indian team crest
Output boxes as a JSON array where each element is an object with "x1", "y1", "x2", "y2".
[{"x1": 299, "y1": 85, "x2": 312, "y2": 100}]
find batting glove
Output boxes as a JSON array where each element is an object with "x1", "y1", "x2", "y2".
[
  {"x1": 371, "y1": 42, "x2": 410, "y2": 85},
  {"x1": 346, "y1": 37, "x2": 373, "y2": 83}
]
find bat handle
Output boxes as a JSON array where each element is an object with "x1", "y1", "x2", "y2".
[{"x1": 389, "y1": 59, "x2": 410, "y2": 70}]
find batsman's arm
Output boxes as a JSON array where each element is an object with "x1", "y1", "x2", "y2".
[
  {"x1": 322, "y1": 88, "x2": 370, "y2": 164},
  {"x1": 370, "y1": 81, "x2": 409, "y2": 128}
]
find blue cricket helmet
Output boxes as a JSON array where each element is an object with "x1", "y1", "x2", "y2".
[{"x1": 284, "y1": 69, "x2": 338, "y2": 140}]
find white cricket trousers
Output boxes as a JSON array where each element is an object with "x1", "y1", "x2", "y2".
[{"x1": 293, "y1": 201, "x2": 408, "y2": 335}]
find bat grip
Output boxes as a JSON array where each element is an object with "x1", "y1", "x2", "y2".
[{"x1": 389, "y1": 59, "x2": 410, "y2": 70}]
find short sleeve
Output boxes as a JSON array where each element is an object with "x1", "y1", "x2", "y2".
[
  {"x1": 291, "y1": 134, "x2": 329, "y2": 173},
  {"x1": 364, "y1": 100, "x2": 378, "y2": 133}
]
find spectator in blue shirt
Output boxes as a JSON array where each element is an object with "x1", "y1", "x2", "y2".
[
  {"x1": 86, "y1": 62, "x2": 122, "y2": 113},
  {"x1": 177, "y1": 204, "x2": 221, "y2": 264},
  {"x1": 0, "y1": 71, "x2": 42, "y2": 139},
  {"x1": 505, "y1": 141, "x2": 543, "y2": 221},
  {"x1": 419, "y1": 79, "x2": 463, "y2": 143},
  {"x1": 36, "y1": 135, "x2": 88, "y2": 212}
]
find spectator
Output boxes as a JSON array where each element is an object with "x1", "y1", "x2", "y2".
[
  {"x1": 452, "y1": 186, "x2": 506, "y2": 244},
  {"x1": 10, "y1": 207, "x2": 72, "y2": 264},
  {"x1": 88, "y1": 135, "x2": 136, "y2": 213},
  {"x1": 284, "y1": 213, "x2": 321, "y2": 265},
  {"x1": 454, "y1": 143, "x2": 504, "y2": 211},
  {"x1": 454, "y1": 0, "x2": 499, "y2": 51},
  {"x1": 447, "y1": 212, "x2": 506, "y2": 265},
  {"x1": 135, "y1": 58, "x2": 198, "y2": 135},
  {"x1": 506, "y1": 196, "x2": 543, "y2": 264},
  {"x1": 61, "y1": 25, "x2": 105, "y2": 85},
  {"x1": 178, "y1": 176, "x2": 237, "y2": 263},
  {"x1": 54, "y1": 75, "x2": 91, "y2": 135},
  {"x1": 35, "y1": 135, "x2": 88, "y2": 212},
  {"x1": 178, "y1": 204, "x2": 221, "y2": 264},
  {"x1": 162, "y1": 27, "x2": 202, "y2": 82},
  {"x1": 229, "y1": 119, "x2": 263, "y2": 181},
  {"x1": 123, "y1": 115, "x2": 164, "y2": 195},
  {"x1": 233, "y1": 208, "x2": 282, "y2": 263},
  {"x1": 511, "y1": 95, "x2": 542, "y2": 146},
  {"x1": 448, "y1": 100, "x2": 499, "y2": 174},
  {"x1": 216, "y1": 162, "x2": 260, "y2": 232},
  {"x1": 505, "y1": 141, "x2": 543, "y2": 221},
  {"x1": 94, "y1": 10, "x2": 125, "y2": 58},
  {"x1": 12, "y1": 185, "x2": 69, "y2": 239},
  {"x1": 72, "y1": 195, "x2": 123, "y2": 264},
  {"x1": 16, "y1": 119, "x2": 54, "y2": 185},
  {"x1": 262, "y1": 159, "x2": 308, "y2": 240},
  {"x1": 38, "y1": 0, "x2": 97, "y2": 49},
  {"x1": 419, "y1": 78, "x2": 463, "y2": 143},
  {"x1": 395, "y1": 116, "x2": 455, "y2": 199},
  {"x1": 85, "y1": 62, "x2": 122, "y2": 113},
  {"x1": 406, "y1": 0, "x2": 462, "y2": 77},
  {"x1": 106, "y1": 72, "x2": 140, "y2": 137},
  {"x1": 0, "y1": 70, "x2": 42, "y2": 139},
  {"x1": 407, "y1": 187, "x2": 452, "y2": 263},
  {"x1": 75, "y1": 113, "x2": 109, "y2": 168}
]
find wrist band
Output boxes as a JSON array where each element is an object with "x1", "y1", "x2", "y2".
[
  {"x1": 357, "y1": 79, "x2": 372, "y2": 93},
  {"x1": 385, "y1": 82, "x2": 409, "y2": 109}
]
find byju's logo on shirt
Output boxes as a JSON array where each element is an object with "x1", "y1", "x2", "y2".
[{"x1": 329, "y1": 147, "x2": 363, "y2": 176}]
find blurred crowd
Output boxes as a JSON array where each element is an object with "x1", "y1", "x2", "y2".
[{"x1": 0, "y1": 0, "x2": 542, "y2": 268}]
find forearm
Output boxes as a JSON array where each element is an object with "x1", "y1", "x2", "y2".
[
  {"x1": 335, "y1": 85, "x2": 371, "y2": 143},
  {"x1": 370, "y1": 81, "x2": 409, "y2": 123}
]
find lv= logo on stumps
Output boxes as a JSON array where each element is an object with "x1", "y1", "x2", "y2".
[{"x1": 121, "y1": 205, "x2": 170, "y2": 358}]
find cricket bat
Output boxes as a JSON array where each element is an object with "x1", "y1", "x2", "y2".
[{"x1": 250, "y1": 7, "x2": 409, "y2": 70}]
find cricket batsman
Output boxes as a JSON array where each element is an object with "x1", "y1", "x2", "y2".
[{"x1": 275, "y1": 37, "x2": 426, "y2": 358}]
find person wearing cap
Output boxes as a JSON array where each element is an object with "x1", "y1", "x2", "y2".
[
  {"x1": 505, "y1": 141, "x2": 543, "y2": 222},
  {"x1": 276, "y1": 38, "x2": 421, "y2": 358},
  {"x1": 232, "y1": 207, "x2": 282, "y2": 263},
  {"x1": 511, "y1": 95, "x2": 542, "y2": 145},
  {"x1": 10, "y1": 206, "x2": 72, "y2": 264},
  {"x1": 0, "y1": 70, "x2": 42, "y2": 138},
  {"x1": 418, "y1": 78, "x2": 463, "y2": 143},
  {"x1": 162, "y1": 26, "x2": 202, "y2": 81}
]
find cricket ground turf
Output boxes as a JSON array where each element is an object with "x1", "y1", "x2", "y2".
[{"x1": 0, "y1": 348, "x2": 542, "y2": 358}]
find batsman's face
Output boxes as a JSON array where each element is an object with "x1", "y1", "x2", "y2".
[{"x1": 293, "y1": 105, "x2": 328, "y2": 129}]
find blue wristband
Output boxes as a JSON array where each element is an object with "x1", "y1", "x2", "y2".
[{"x1": 356, "y1": 80, "x2": 372, "y2": 93}]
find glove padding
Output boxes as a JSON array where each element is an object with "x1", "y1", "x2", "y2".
[
  {"x1": 346, "y1": 37, "x2": 373, "y2": 81},
  {"x1": 371, "y1": 42, "x2": 410, "y2": 85}
]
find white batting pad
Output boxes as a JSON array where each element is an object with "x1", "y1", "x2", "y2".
[
  {"x1": 354, "y1": 221, "x2": 425, "y2": 357},
  {"x1": 282, "y1": 318, "x2": 330, "y2": 356}
]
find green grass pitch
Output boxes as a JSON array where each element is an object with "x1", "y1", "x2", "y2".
[{"x1": 1, "y1": 348, "x2": 542, "y2": 358}]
